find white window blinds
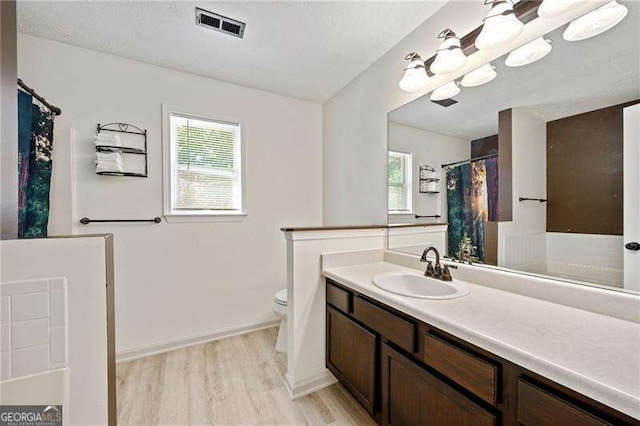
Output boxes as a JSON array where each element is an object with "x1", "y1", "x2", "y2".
[{"x1": 170, "y1": 114, "x2": 242, "y2": 212}]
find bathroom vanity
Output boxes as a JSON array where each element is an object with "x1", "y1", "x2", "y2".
[{"x1": 323, "y1": 257, "x2": 640, "y2": 425}]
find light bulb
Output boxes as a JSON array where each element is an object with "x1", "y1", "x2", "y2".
[
  {"x1": 563, "y1": 0, "x2": 628, "y2": 41},
  {"x1": 399, "y1": 58, "x2": 429, "y2": 92},
  {"x1": 505, "y1": 37, "x2": 552, "y2": 67},
  {"x1": 475, "y1": 0, "x2": 525, "y2": 50},
  {"x1": 431, "y1": 81, "x2": 460, "y2": 101},
  {"x1": 460, "y1": 63, "x2": 497, "y2": 87},
  {"x1": 537, "y1": 0, "x2": 582, "y2": 18},
  {"x1": 430, "y1": 29, "x2": 467, "y2": 75}
]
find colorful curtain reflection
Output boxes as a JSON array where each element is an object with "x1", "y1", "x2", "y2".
[
  {"x1": 445, "y1": 156, "x2": 499, "y2": 262},
  {"x1": 18, "y1": 90, "x2": 55, "y2": 238}
]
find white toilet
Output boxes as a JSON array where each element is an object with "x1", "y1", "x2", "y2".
[{"x1": 273, "y1": 289, "x2": 287, "y2": 353}]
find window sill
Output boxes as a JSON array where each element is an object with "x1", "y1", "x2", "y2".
[
  {"x1": 164, "y1": 212, "x2": 247, "y2": 223},
  {"x1": 389, "y1": 212, "x2": 415, "y2": 217}
]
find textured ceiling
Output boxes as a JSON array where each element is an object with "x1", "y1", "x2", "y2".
[
  {"x1": 389, "y1": 3, "x2": 640, "y2": 140},
  {"x1": 17, "y1": 1, "x2": 447, "y2": 102}
]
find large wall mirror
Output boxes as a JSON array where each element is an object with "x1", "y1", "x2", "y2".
[{"x1": 387, "y1": 2, "x2": 639, "y2": 294}]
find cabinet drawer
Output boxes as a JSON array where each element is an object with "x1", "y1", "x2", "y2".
[
  {"x1": 326, "y1": 281, "x2": 351, "y2": 313},
  {"x1": 423, "y1": 333, "x2": 498, "y2": 405},
  {"x1": 517, "y1": 379, "x2": 611, "y2": 426},
  {"x1": 353, "y1": 296, "x2": 414, "y2": 353}
]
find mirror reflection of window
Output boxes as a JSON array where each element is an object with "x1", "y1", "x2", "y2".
[{"x1": 388, "y1": 151, "x2": 413, "y2": 213}]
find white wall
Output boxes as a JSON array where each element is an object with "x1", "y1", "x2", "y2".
[
  {"x1": 499, "y1": 109, "x2": 547, "y2": 267},
  {"x1": 388, "y1": 122, "x2": 468, "y2": 224},
  {"x1": 1, "y1": 0, "x2": 18, "y2": 239},
  {"x1": 284, "y1": 229, "x2": 386, "y2": 398},
  {"x1": 1, "y1": 236, "x2": 110, "y2": 425},
  {"x1": 322, "y1": 1, "x2": 605, "y2": 226},
  {"x1": 624, "y1": 104, "x2": 640, "y2": 291},
  {"x1": 17, "y1": 34, "x2": 323, "y2": 356}
]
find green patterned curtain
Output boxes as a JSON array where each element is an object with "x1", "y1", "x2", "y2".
[
  {"x1": 445, "y1": 158, "x2": 499, "y2": 262},
  {"x1": 18, "y1": 90, "x2": 55, "y2": 238}
]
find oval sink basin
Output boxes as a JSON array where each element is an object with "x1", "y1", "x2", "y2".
[{"x1": 372, "y1": 271, "x2": 470, "y2": 300}]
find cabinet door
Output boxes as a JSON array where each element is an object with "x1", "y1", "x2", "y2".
[
  {"x1": 327, "y1": 306, "x2": 377, "y2": 415},
  {"x1": 381, "y1": 343, "x2": 496, "y2": 426}
]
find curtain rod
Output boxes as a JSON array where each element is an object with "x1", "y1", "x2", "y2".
[
  {"x1": 441, "y1": 153, "x2": 498, "y2": 169},
  {"x1": 17, "y1": 79, "x2": 62, "y2": 116}
]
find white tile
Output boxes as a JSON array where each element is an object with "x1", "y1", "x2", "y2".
[
  {"x1": 1, "y1": 297, "x2": 9, "y2": 324},
  {"x1": 49, "y1": 327, "x2": 67, "y2": 367},
  {"x1": 0, "y1": 324, "x2": 9, "y2": 352},
  {"x1": 11, "y1": 345, "x2": 49, "y2": 378},
  {"x1": 11, "y1": 292, "x2": 49, "y2": 322},
  {"x1": 0, "y1": 279, "x2": 48, "y2": 296},
  {"x1": 49, "y1": 277, "x2": 67, "y2": 292},
  {"x1": 11, "y1": 318, "x2": 49, "y2": 350},
  {"x1": 0, "y1": 351, "x2": 10, "y2": 380},
  {"x1": 49, "y1": 291, "x2": 66, "y2": 327}
]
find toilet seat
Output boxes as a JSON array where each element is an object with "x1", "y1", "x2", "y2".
[
  {"x1": 274, "y1": 289, "x2": 287, "y2": 306},
  {"x1": 273, "y1": 288, "x2": 288, "y2": 353}
]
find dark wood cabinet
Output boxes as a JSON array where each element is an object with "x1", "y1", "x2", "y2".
[
  {"x1": 325, "y1": 279, "x2": 639, "y2": 426},
  {"x1": 326, "y1": 306, "x2": 377, "y2": 415},
  {"x1": 517, "y1": 379, "x2": 611, "y2": 426},
  {"x1": 381, "y1": 343, "x2": 496, "y2": 426}
]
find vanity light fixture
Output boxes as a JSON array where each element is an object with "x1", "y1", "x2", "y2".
[
  {"x1": 460, "y1": 63, "x2": 497, "y2": 87},
  {"x1": 563, "y1": 0, "x2": 628, "y2": 41},
  {"x1": 399, "y1": 52, "x2": 429, "y2": 92},
  {"x1": 505, "y1": 37, "x2": 552, "y2": 67},
  {"x1": 475, "y1": 0, "x2": 525, "y2": 50},
  {"x1": 431, "y1": 81, "x2": 460, "y2": 101},
  {"x1": 537, "y1": 0, "x2": 582, "y2": 18},
  {"x1": 430, "y1": 29, "x2": 467, "y2": 75}
]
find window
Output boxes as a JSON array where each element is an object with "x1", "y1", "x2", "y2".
[
  {"x1": 164, "y1": 109, "x2": 245, "y2": 221},
  {"x1": 388, "y1": 151, "x2": 413, "y2": 213}
]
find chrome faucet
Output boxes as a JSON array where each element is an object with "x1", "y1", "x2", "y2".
[{"x1": 420, "y1": 246, "x2": 452, "y2": 282}]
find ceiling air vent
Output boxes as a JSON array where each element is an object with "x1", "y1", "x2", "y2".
[
  {"x1": 431, "y1": 98, "x2": 458, "y2": 108},
  {"x1": 195, "y1": 7, "x2": 245, "y2": 39}
]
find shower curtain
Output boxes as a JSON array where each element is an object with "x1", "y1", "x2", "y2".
[
  {"x1": 18, "y1": 90, "x2": 55, "y2": 238},
  {"x1": 445, "y1": 156, "x2": 498, "y2": 262}
]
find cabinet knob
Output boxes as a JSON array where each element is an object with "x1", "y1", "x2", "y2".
[{"x1": 625, "y1": 242, "x2": 640, "y2": 251}]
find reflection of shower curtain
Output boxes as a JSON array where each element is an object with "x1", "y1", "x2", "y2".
[
  {"x1": 18, "y1": 90, "x2": 55, "y2": 238},
  {"x1": 446, "y1": 157, "x2": 499, "y2": 261}
]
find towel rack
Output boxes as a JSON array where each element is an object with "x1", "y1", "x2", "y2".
[
  {"x1": 519, "y1": 197, "x2": 547, "y2": 203},
  {"x1": 415, "y1": 214, "x2": 442, "y2": 219},
  {"x1": 80, "y1": 217, "x2": 162, "y2": 225}
]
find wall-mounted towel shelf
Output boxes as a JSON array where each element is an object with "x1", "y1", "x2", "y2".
[
  {"x1": 519, "y1": 197, "x2": 547, "y2": 203},
  {"x1": 96, "y1": 123, "x2": 148, "y2": 177},
  {"x1": 80, "y1": 217, "x2": 162, "y2": 225}
]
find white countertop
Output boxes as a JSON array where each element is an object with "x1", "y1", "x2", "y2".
[{"x1": 323, "y1": 261, "x2": 640, "y2": 420}]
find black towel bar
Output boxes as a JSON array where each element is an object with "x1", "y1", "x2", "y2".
[
  {"x1": 80, "y1": 217, "x2": 162, "y2": 224},
  {"x1": 518, "y1": 197, "x2": 547, "y2": 203}
]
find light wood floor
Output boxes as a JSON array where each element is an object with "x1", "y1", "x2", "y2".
[{"x1": 116, "y1": 327, "x2": 376, "y2": 425}]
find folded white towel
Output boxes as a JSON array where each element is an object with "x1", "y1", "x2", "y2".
[
  {"x1": 96, "y1": 160, "x2": 125, "y2": 173},
  {"x1": 96, "y1": 132, "x2": 120, "y2": 140},
  {"x1": 96, "y1": 152, "x2": 124, "y2": 162},
  {"x1": 96, "y1": 165, "x2": 125, "y2": 173},
  {"x1": 96, "y1": 134, "x2": 122, "y2": 144},
  {"x1": 95, "y1": 140, "x2": 123, "y2": 148}
]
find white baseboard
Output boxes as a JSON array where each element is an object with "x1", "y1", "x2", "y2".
[
  {"x1": 116, "y1": 319, "x2": 280, "y2": 362},
  {"x1": 284, "y1": 369, "x2": 338, "y2": 399}
]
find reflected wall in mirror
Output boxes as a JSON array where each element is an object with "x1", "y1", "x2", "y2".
[{"x1": 387, "y1": 3, "x2": 639, "y2": 294}]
